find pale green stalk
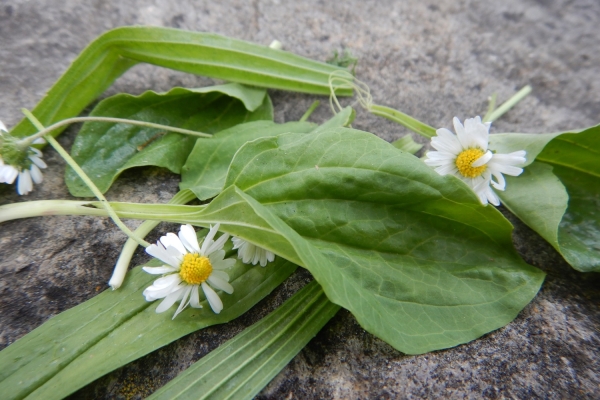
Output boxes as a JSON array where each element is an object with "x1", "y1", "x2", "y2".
[
  {"x1": 22, "y1": 109, "x2": 150, "y2": 247},
  {"x1": 299, "y1": 100, "x2": 321, "y2": 122},
  {"x1": 482, "y1": 93, "x2": 498, "y2": 122},
  {"x1": 108, "y1": 189, "x2": 197, "y2": 290},
  {"x1": 484, "y1": 86, "x2": 532, "y2": 123}
]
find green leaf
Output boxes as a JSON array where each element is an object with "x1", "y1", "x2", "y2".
[
  {"x1": 65, "y1": 84, "x2": 273, "y2": 197},
  {"x1": 492, "y1": 125, "x2": 600, "y2": 272},
  {"x1": 499, "y1": 162, "x2": 568, "y2": 247},
  {"x1": 180, "y1": 121, "x2": 315, "y2": 201},
  {"x1": 488, "y1": 131, "x2": 562, "y2": 167},
  {"x1": 149, "y1": 281, "x2": 339, "y2": 400},
  {"x1": 391, "y1": 134, "x2": 423, "y2": 154},
  {"x1": 0, "y1": 235, "x2": 297, "y2": 400},
  {"x1": 184, "y1": 128, "x2": 545, "y2": 354},
  {"x1": 309, "y1": 106, "x2": 355, "y2": 133},
  {"x1": 11, "y1": 26, "x2": 352, "y2": 140}
]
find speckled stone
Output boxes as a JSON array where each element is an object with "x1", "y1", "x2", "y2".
[{"x1": 0, "y1": 1, "x2": 599, "y2": 399}]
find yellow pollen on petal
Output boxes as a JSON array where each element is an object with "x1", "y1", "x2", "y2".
[
  {"x1": 455, "y1": 148, "x2": 487, "y2": 178},
  {"x1": 179, "y1": 253, "x2": 212, "y2": 285}
]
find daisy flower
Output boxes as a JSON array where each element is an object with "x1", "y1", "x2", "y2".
[
  {"x1": 231, "y1": 236, "x2": 275, "y2": 267},
  {"x1": 424, "y1": 116, "x2": 526, "y2": 206},
  {"x1": 143, "y1": 223, "x2": 236, "y2": 319},
  {"x1": 0, "y1": 120, "x2": 47, "y2": 195}
]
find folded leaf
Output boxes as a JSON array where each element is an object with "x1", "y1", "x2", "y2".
[
  {"x1": 492, "y1": 125, "x2": 600, "y2": 272},
  {"x1": 66, "y1": 84, "x2": 272, "y2": 197},
  {"x1": 0, "y1": 236, "x2": 297, "y2": 400},
  {"x1": 11, "y1": 27, "x2": 351, "y2": 140}
]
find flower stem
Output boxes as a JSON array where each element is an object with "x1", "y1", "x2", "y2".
[
  {"x1": 109, "y1": 189, "x2": 197, "y2": 290},
  {"x1": 21, "y1": 109, "x2": 150, "y2": 247},
  {"x1": 299, "y1": 101, "x2": 320, "y2": 122},
  {"x1": 484, "y1": 85, "x2": 532, "y2": 123},
  {"x1": 19, "y1": 116, "x2": 212, "y2": 147},
  {"x1": 0, "y1": 200, "x2": 107, "y2": 222},
  {"x1": 482, "y1": 93, "x2": 498, "y2": 122}
]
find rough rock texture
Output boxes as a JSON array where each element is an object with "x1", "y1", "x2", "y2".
[{"x1": 1, "y1": 0, "x2": 599, "y2": 398}]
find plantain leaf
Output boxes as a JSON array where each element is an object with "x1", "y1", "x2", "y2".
[
  {"x1": 149, "y1": 281, "x2": 339, "y2": 400},
  {"x1": 492, "y1": 125, "x2": 600, "y2": 272},
  {"x1": 66, "y1": 84, "x2": 273, "y2": 197},
  {"x1": 179, "y1": 121, "x2": 315, "y2": 201},
  {"x1": 160, "y1": 127, "x2": 544, "y2": 355},
  {"x1": 0, "y1": 234, "x2": 297, "y2": 400},
  {"x1": 11, "y1": 27, "x2": 352, "y2": 140}
]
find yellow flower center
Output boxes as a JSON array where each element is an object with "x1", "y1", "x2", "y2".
[
  {"x1": 455, "y1": 148, "x2": 487, "y2": 178},
  {"x1": 179, "y1": 253, "x2": 212, "y2": 285}
]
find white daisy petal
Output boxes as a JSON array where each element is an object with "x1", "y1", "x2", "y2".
[
  {"x1": 210, "y1": 270, "x2": 230, "y2": 282},
  {"x1": 0, "y1": 120, "x2": 7, "y2": 132},
  {"x1": 206, "y1": 233, "x2": 229, "y2": 255},
  {"x1": 155, "y1": 286, "x2": 186, "y2": 313},
  {"x1": 471, "y1": 151, "x2": 493, "y2": 168},
  {"x1": 200, "y1": 223, "x2": 220, "y2": 255},
  {"x1": 160, "y1": 233, "x2": 186, "y2": 255},
  {"x1": 29, "y1": 155, "x2": 47, "y2": 169},
  {"x1": 30, "y1": 165, "x2": 43, "y2": 184},
  {"x1": 207, "y1": 275, "x2": 234, "y2": 294},
  {"x1": 146, "y1": 243, "x2": 180, "y2": 268},
  {"x1": 179, "y1": 224, "x2": 200, "y2": 253},
  {"x1": 17, "y1": 170, "x2": 33, "y2": 195},
  {"x1": 202, "y1": 282, "x2": 223, "y2": 314},
  {"x1": 172, "y1": 286, "x2": 193, "y2": 319},
  {"x1": 0, "y1": 165, "x2": 18, "y2": 184},
  {"x1": 142, "y1": 265, "x2": 178, "y2": 275},
  {"x1": 189, "y1": 285, "x2": 202, "y2": 308}
]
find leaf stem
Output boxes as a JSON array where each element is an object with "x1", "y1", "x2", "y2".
[
  {"x1": 370, "y1": 104, "x2": 437, "y2": 139},
  {"x1": 108, "y1": 189, "x2": 197, "y2": 290},
  {"x1": 19, "y1": 116, "x2": 212, "y2": 147},
  {"x1": 299, "y1": 101, "x2": 320, "y2": 122},
  {"x1": 21, "y1": 109, "x2": 150, "y2": 248},
  {"x1": 484, "y1": 85, "x2": 532, "y2": 123}
]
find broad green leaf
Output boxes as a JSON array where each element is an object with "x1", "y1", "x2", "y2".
[
  {"x1": 180, "y1": 121, "x2": 315, "y2": 201},
  {"x1": 489, "y1": 131, "x2": 562, "y2": 167},
  {"x1": 0, "y1": 235, "x2": 297, "y2": 400},
  {"x1": 150, "y1": 281, "x2": 339, "y2": 400},
  {"x1": 154, "y1": 128, "x2": 543, "y2": 354},
  {"x1": 499, "y1": 162, "x2": 568, "y2": 247},
  {"x1": 66, "y1": 84, "x2": 273, "y2": 197},
  {"x1": 537, "y1": 127, "x2": 600, "y2": 271},
  {"x1": 11, "y1": 27, "x2": 352, "y2": 140},
  {"x1": 491, "y1": 125, "x2": 600, "y2": 272}
]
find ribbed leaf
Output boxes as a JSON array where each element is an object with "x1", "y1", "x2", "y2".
[
  {"x1": 11, "y1": 27, "x2": 351, "y2": 139},
  {"x1": 150, "y1": 281, "x2": 339, "y2": 400},
  {"x1": 65, "y1": 84, "x2": 272, "y2": 197}
]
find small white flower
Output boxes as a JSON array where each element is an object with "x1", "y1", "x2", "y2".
[
  {"x1": 143, "y1": 223, "x2": 236, "y2": 319},
  {"x1": 424, "y1": 116, "x2": 526, "y2": 206},
  {"x1": 0, "y1": 121, "x2": 47, "y2": 195},
  {"x1": 231, "y1": 237, "x2": 275, "y2": 267}
]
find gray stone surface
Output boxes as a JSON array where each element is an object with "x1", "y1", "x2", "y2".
[{"x1": 1, "y1": 0, "x2": 599, "y2": 398}]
